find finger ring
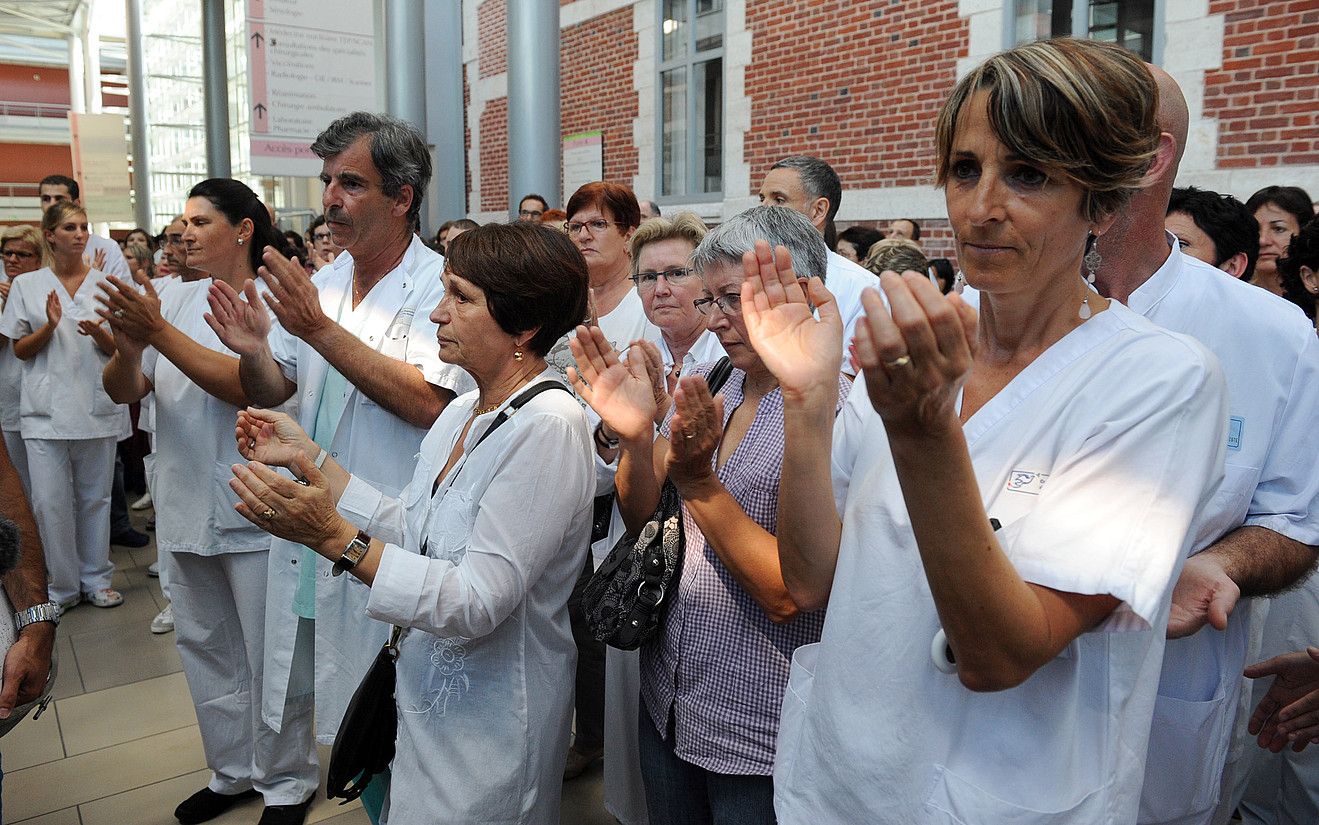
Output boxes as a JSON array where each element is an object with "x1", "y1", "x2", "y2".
[
  {"x1": 684, "y1": 433, "x2": 695, "y2": 440},
  {"x1": 113, "y1": 309, "x2": 125, "y2": 319},
  {"x1": 883, "y1": 355, "x2": 912, "y2": 369},
  {"x1": 261, "y1": 507, "x2": 276, "y2": 520},
  {"x1": 248, "y1": 439, "x2": 257, "y2": 450}
]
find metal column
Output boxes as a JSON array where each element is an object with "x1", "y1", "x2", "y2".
[
  {"x1": 507, "y1": 0, "x2": 561, "y2": 214},
  {"x1": 386, "y1": 0, "x2": 429, "y2": 231},
  {"x1": 201, "y1": 0, "x2": 232, "y2": 177},
  {"x1": 424, "y1": 0, "x2": 466, "y2": 223},
  {"x1": 67, "y1": 32, "x2": 86, "y2": 114},
  {"x1": 126, "y1": 0, "x2": 153, "y2": 227}
]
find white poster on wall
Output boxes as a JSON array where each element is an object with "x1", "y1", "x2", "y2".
[
  {"x1": 68, "y1": 112, "x2": 134, "y2": 222},
  {"x1": 563, "y1": 131, "x2": 604, "y2": 199},
  {"x1": 245, "y1": 0, "x2": 378, "y2": 177}
]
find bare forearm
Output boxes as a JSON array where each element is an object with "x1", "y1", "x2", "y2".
[
  {"x1": 777, "y1": 402, "x2": 842, "y2": 611},
  {"x1": 13, "y1": 326, "x2": 53, "y2": 360},
  {"x1": 146, "y1": 324, "x2": 251, "y2": 408},
  {"x1": 615, "y1": 435, "x2": 662, "y2": 534},
  {"x1": 305, "y1": 323, "x2": 450, "y2": 428},
  {"x1": 1209, "y1": 526, "x2": 1317, "y2": 598},
  {"x1": 102, "y1": 351, "x2": 150, "y2": 404},
  {"x1": 239, "y1": 346, "x2": 297, "y2": 408},
  {"x1": 677, "y1": 473, "x2": 799, "y2": 622},
  {"x1": 0, "y1": 440, "x2": 47, "y2": 612}
]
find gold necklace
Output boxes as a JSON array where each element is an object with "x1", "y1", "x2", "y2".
[{"x1": 472, "y1": 401, "x2": 501, "y2": 415}]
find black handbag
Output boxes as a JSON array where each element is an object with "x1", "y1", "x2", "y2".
[
  {"x1": 326, "y1": 380, "x2": 569, "y2": 802},
  {"x1": 581, "y1": 357, "x2": 733, "y2": 650}
]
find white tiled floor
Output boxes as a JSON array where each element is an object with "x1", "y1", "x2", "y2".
[{"x1": 4, "y1": 511, "x2": 614, "y2": 824}]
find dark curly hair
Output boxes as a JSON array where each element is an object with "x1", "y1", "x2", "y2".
[{"x1": 1278, "y1": 217, "x2": 1319, "y2": 321}]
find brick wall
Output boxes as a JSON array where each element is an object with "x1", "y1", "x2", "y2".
[
  {"x1": 464, "y1": 67, "x2": 473, "y2": 207},
  {"x1": 561, "y1": 7, "x2": 640, "y2": 192},
  {"x1": 743, "y1": 0, "x2": 966, "y2": 194},
  {"x1": 1205, "y1": 0, "x2": 1319, "y2": 168},
  {"x1": 479, "y1": 97, "x2": 510, "y2": 213},
  {"x1": 479, "y1": 0, "x2": 508, "y2": 79}
]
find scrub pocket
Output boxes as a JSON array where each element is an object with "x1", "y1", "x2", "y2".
[
  {"x1": 925, "y1": 762, "x2": 1114, "y2": 824},
  {"x1": 1137, "y1": 686, "x2": 1231, "y2": 822},
  {"x1": 211, "y1": 461, "x2": 267, "y2": 537}
]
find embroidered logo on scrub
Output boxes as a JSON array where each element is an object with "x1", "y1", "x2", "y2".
[
  {"x1": 1006, "y1": 470, "x2": 1049, "y2": 495},
  {"x1": 1227, "y1": 416, "x2": 1244, "y2": 452}
]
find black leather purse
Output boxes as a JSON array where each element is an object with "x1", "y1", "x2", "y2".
[
  {"x1": 581, "y1": 357, "x2": 733, "y2": 650},
  {"x1": 326, "y1": 380, "x2": 569, "y2": 803}
]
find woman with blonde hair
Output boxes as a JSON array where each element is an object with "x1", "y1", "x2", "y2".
[
  {"x1": 1, "y1": 225, "x2": 48, "y2": 493},
  {"x1": 747, "y1": 38, "x2": 1229, "y2": 822}
]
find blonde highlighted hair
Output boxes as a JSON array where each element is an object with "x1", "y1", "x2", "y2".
[
  {"x1": 1, "y1": 224, "x2": 50, "y2": 269},
  {"x1": 863, "y1": 238, "x2": 928, "y2": 277},
  {"x1": 935, "y1": 37, "x2": 1158, "y2": 223},
  {"x1": 629, "y1": 212, "x2": 708, "y2": 277}
]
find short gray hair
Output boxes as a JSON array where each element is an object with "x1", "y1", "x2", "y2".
[
  {"x1": 692, "y1": 205, "x2": 829, "y2": 283},
  {"x1": 311, "y1": 112, "x2": 432, "y2": 228},
  {"x1": 770, "y1": 155, "x2": 842, "y2": 223}
]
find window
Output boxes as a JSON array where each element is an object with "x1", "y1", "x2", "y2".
[
  {"x1": 1013, "y1": 0, "x2": 1157, "y2": 61},
  {"x1": 658, "y1": 0, "x2": 723, "y2": 199}
]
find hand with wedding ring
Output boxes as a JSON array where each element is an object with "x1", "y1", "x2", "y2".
[
  {"x1": 229, "y1": 452, "x2": 348, "y2": 548},
  {"x1": 851, "y1": 270, "x2": 978, "y2": 437},
  {"x1": 664, "y1": 374, "x2": 725, "y2": 491},
  {"x1": 95, "y1": 271, "x2": 164, "y2": 343}
]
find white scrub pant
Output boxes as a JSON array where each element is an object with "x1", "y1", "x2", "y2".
[
  {"x1": 170, "y1": 549, "x2": 318, "y2": 804},
  {"x1": 25, "y1": 436, "x2": 115, "y2": 604},
  {"x1": 2, "y1": 429, "x2": 30, "y2": 497}
]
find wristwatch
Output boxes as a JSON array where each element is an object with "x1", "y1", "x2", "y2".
[
  {"x1": 332, "y1": 530, "x2": 371, "y2": 577},
  {"x1": 15, "y1": 601, "x2": 60, "y2": 630},
  {"x1": 594, "y1": 423, "x2": 620, "y2": 451}
]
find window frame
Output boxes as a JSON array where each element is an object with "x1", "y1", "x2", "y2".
[
  {"x1": 1007, "y1": 0, "x2": 1165, "y2": 64},
  {"x1": 655, "y1": 0, "x2": 726, "y2": 204}
]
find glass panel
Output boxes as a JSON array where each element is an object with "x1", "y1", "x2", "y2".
[
  {"x1": 1014, "y1": 0, "x2": 1058, "y2": 43},
  {"x1": 662, "y1": 0, "x2": 687, "y2": 61},
  {"x1": 695, "y1": 0, "x2": 723, "y2": 52},
  {"x1": 1088, "y1": 0, "x2": 1154, "y2": 60},
  {"x1": 661, "y1": 67, "x2": 688, "y2": 197},
  {"x1": 695, "y1": 58, "x2": 723, "y2": 194}
]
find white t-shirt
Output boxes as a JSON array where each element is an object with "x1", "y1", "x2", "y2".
[
  {"x1": 825, "y1": 250, "x2": 877, "y2": 376},
  {"x1": 773, "y1": 302, "x2": 1228, "y2": 824},
  {"x1": 0, "y1": 267, "x2": 128, "y2": 439},
  {"x1": 340, "y1": 370, "x2": 594, "y2": 824}
]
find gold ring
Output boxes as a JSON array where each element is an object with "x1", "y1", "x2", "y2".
[
  {"x1": 113, "y1": 309, "x2": 125, "y2": 319},
  {"x1": 884, "y1": 355, "x2": 912, "y2": 369},
  {"x1": 261, "y1": 507, "x2": 276, "y2": 520},
  {"x1": 684, "y1": 433, "x2": 695, "y2": 440}
]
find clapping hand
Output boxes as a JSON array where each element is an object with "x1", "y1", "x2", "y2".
[
  {"x1": 629, "y1": 338, "x2": 673, "y2": 426},
  {"x1": 205, "y1": 279, "x2": 272, "y2": 356},
  {"x1": 258, "y1": 245, "x2": 329, "y2": 340},
  {"x1": 567, "y1": 326, "x2": 658, "y2": 444},
  {"x1": 235, "y1": 407, "x2": 316, "y2": 469},
  {"x1": 43, "y1": 290, "x2": 62, "y2": 328},
  {"x1": 229, "y1": 453, "x2": 345, "y2": 548},
  {"x1": 87, "y1": 248, "x2": 107, "y2": 272},
  {"x1": 665, "y1": 375, "x2": 724, "y2": 489},
  {"x1": 850, "y1": 271, "x2": 978, "y2": 436},
  {"x1": 76, "y1": 318, "x2": 115, "y2": 355},
  {"x1": 96, "y1": 272, "x2": 163, "y2": 343},
  {"x1": 1246, "y1": 647, "x2": 1319, "y2": 752}
]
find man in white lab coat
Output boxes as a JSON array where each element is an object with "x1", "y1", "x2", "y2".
[{"x1": 1097, "y1": 68, "x2": 1319, "y2": 825}]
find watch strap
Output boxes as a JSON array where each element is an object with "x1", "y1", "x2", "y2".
[
  {"x1": 15, "y1": 600, "x2": 60, "y2": 630},
  {"x1": 332, "y1": 530, "x2": 371, "y2": 577}
]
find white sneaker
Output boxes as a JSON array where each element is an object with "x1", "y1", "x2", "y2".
[
  {"x1": 147, "y1": 561, "x2": 160, "y2": 578},
  {"x1": 85, "y1": 588, "x2": 124, "y2": 608},
  {"x1": 150, "y1": 604, "x2": 174, "y2": 634},
  {"x1": 131, "y1": 491, "x2": 153, "y2": 510}
]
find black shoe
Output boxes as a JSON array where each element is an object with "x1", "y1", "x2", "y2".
[
  {"x1": 111, "y1": 528, "x2": 150, "y2": 548},
  {"x1": 257, "y1": 796, "x2": 314, "y2": 825},
  {"x1": 174, "y1": 787, "x2": 259, "y2": 824}
]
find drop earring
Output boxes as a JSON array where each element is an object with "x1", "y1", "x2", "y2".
[{"x1": 1080, "y1": 233, "x2": 1102, "y2": 320}]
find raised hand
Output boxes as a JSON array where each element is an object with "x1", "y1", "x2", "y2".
[
  {"x1": 95, "y1": 273, "x2": 163, "y2": 343},
  {"x1": 258, "y1": 245, "x2": 328, "y2": 340},
  {"x1": 230, "y1": 453, "x2": 346, "y2": 548},
  {"x1": 44, "y1": 290, "x2": 62, "y2": 328},
  {"x1": 76, "y1": 318, "x2": 116, "y2": 355},
  {"x1": 0, "y1": 280, "x2": 10, "y2": 309},
  {"x1": 235, "y1": 407, "x2": 316, "y2": 468},
  {"x1": 1246, "y1": 647, "x2": 1319, "y2": 752},
  {"x1": 665, "y1": 374, "x2": 725, "y2": 488},
  {"x1": 205, "y1": 279, "x2": 271, "y2": 356},
  {"x1": 630, "y1": 338, "x2": 673, "y2": 425},
  {"x1": 90, "y1": 247, "x2": 107, "y2": 272},
  {"x1": 567, "y1": 325, "x2": 657, "y2": 443},
  {"x1": 851, "y1": 271, "x2": 978, "y2": 436},
  {"x1": 740, "y1": 240, "x2": 842, "y2": 404}
]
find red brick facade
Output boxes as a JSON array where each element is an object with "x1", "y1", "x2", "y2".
[
  {"x1": 560, "y1": 7, "x2": 640, "y2": 188},
  {"x1": 1205, "y1": 0, "x2": 1319, "y2": 168},
  {"x1": 479, "y1": 96, "x2": 509, "y2": 212},
  {"x1": 478, "y1": 0, "x2": 508, "y2": 80}
]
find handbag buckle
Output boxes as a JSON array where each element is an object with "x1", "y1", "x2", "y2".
[{"x1": 636, "y1": 580, "x2": 665, "y2": 608}]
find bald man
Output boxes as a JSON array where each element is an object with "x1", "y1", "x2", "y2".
[{"x1": 1096, "y1": 67, "x2": 1319, "y2": 825}]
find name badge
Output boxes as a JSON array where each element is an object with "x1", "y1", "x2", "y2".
[
  {"x1": 1006, "y1": 470, "x2": 1049, "y2": 496},
  {"x1": 1227, "y1": 416, "x2": 1244, "y2": 452}
]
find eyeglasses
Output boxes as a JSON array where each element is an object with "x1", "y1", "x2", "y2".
[
  {"x1": 1, "y1": 249, "x2": 36, "y2": 260},
  {"x1": 631, "y1": 267, "x2": 697, "y2": 290},
  {"x1": 166, "y1": 234, "x2": 185, "y2": 246},
  {"x1": 564, "y1": 219, "x2": 625, "y2": 236},
  {"x1": 518, "y1": 209, "x2": 544, "y2": 219},
  {"x1": 312, "y1": 231, "x2": 332, "y2": 241},
  {"x1": 693, "y1": 293, "x2": 742, "y2": 316}
]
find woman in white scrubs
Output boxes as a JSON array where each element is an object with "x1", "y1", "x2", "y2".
[
  {"x1": 0, "y1": 225, "x2": 48, "y2": 495},
  {"x1": 0, "y1": 201, "x2": 127, "y2": 610},
  {"x1": 744, "y1": 39, "x2": 1230, "y2": 823},
  {"x1": 227, "y1": 222, "x2": 595, "y2": 824},
  {"x1": 100, "y1": 178, "x2": 319, "y2": 823}
]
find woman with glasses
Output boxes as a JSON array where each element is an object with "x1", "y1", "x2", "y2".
[
  {"x1": 1, "y1": 225, "x2": 48, "y2": 494},
  {"x1": 570, "y1": 205, "x2": 849, "y2": 823}
]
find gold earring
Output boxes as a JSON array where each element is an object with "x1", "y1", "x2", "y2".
[{"x1": 514, "y1": 349, "x2": 523, "y2": 362}]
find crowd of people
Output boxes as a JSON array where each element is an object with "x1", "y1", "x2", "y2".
[{"x1": 2, "y1": 34, "x2": 1319, "y2": 825}]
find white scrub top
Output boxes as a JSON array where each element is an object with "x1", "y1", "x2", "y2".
[
  {"x1": 773, "y1": 302, "x2": 1228, "y2": 824},
  {"x1": 260, "y1": 235, "x2": 475, "y2": 739},
  {"x1": 824, "y1": 249, "x2": 877, "y2": 376},
  {"x1": 1133, "y1": 246, "x2": 1319, "y2": 825},
  {"x1": 0, "y1": 266, "x2": 129, "y2": 440},
  {"x1": 338, "y1": 370, "x2": 594, "y2": 824},
  {"x1": 1, "y1": 274, "x2": 22, "y2": 432},
  {"x1": 142, "y1": 279, "x2": 281, "y2": 556}
]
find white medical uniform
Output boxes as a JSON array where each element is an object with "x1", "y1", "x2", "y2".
[
  {"x1": 773, "y1": 302, "x2": 1228, "y2": 824},
  {"x1": 824, "y1": 250, "x2": 877, "y2": 377},
  {"x1": 261, "y1": 236, "x2": 474, "y2": 741},
  {"x1": 86, "y1": 234, "x2": 129, "y2": 279},
  {"x1": 143, "y1": 279, "x2": 318, "y2": 804},
  {"x1": 0, "y1": 266, "x2": 129, "y2": 604},
  {"x1": 337, "y1": 371, "x2": 594, "y2": 824},
  {"x1": 1, "y1": 274, "x2": 30, "y2": 494},
  {"x1": 1128, "y1": 246, "x2": 1319, "y2": 825}
]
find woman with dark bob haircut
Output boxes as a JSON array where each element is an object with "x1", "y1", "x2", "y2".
[
  {"x1": 228, "y1": 221, "x2": 597, "y2": 823},
  {"x1": 1277, "y1": 217, "x2": 1319, "y2": 321},
  {"x1": 1246, "y1": 185, "x2": 1314, "y2": 297}
]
